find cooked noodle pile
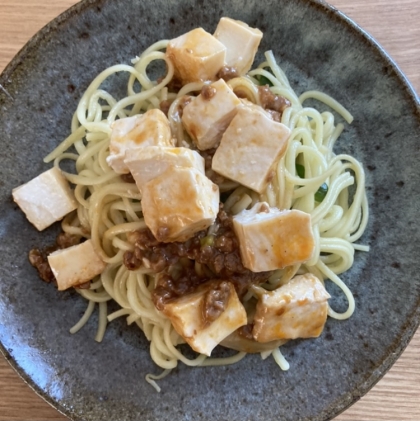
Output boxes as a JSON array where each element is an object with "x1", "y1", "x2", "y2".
[{"x1": 44, "y1": 39, "x2": 368, "y2": 390}]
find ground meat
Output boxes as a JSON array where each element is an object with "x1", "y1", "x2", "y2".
[
  {"x1": 265, "y1": 109, "x2": 282, "y2": 122},
  {"x1": 215, "y1": 234, "x2": 235, "y2": 253},
  {"x1": 123, "y1": 250, "x2": 142, "y2": 271},
  {"x1": 56, "y1": 232, "x2": 81, "y2": 249},
  {"x1": 171, "y1": 95, "x2": 193, "y2": 120},
  {"x1": 167, "y1": 76, "x2": 183, "y2": 93},
  {"x1": 126, "y1": 228, "x2": 180, "y2": 271},
  {"x1": 29, "y1": 232, "x2": 82, "y2": 285},
  {"x1": 153, "y1": 266, "x2": 204, "y2": 311},
  {"x1": 126, "y1": 206, "x2": 273, "y2": 309},
  {"x1": 202, "y1": 281, "x2": 231, "y2": 326},
  {"x1": 218, "y1": 207, "x2": 233, "y2": 228},
  {"x1": 157, "y1": 74, "x2": 183, "y2": 93},
  {"x1": 234, "y1": 90, "x2": 248, "y2": 99},
  {"x1": 258, "y1": 85, "x2": 291, "y2": 116},
  {"x1": 200, "y1": 148, "x2": 226, "y2": 185},
  {"x1": 152, "y1": 284, "x2": 173, "y2": 311},
  {"x1": 238, "y1": 323, "x2": 254, "y2": 340},
  {"x1": 201, "y1": 148, "x2": 217, "y2": 171},
  {"x1": 201, "y1": 84, "x2": 216, "y2": 100},
  {"x1": 29, "y1": 248, "x2": 56, "y2": 283},
  {"x1": 159, "y1": 100, "x2": 172, "y2": 117},
  {"x1": 212, "y1": 253, "x2": 225, "y2": 274},
  {"x1": 216, "y1": 66, "x2": 239, "y2": 82},
  {"x1": 121, "y1": 172, "x2": 135, "y2": 183},
  {"x1": 230, "y1": 271, "x2": 270, "y2": 296},
  {"x1": 128, "y1": 228, "x2": 160, "y2": 250}
]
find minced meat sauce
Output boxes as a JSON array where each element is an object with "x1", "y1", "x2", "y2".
[
  {"x1": 201, "y1": 147, "x2": 225, "y2": 185},
  {"x1": 258, "y1": 85, "x2": 291, "y2": 122},
  {"x1": 201, "y1": 84, "x2": 216, "y2": 100},
  {"x1": 29, "y1": 232, "x2": 91, "y2": 288},
  {"x1": 216, "y1": 66, "x2": 239, "y2": 82},
  {"x1": 123, "y1": 206, "x2": 273, "y2": 314},
  {"x1": 29, "y1": 248, "x2": 56, "y2": 284},
  {"x1": 202, "y1": 281, "x2": 231, "y2": 326}
]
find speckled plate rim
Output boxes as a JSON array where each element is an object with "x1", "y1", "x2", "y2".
[{"x1": 0, "y1": 0, "x2": 419, "y2": 420}]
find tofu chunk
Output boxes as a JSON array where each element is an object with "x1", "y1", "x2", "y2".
[
  {"x1": 141, "y1": 167, "x2": 219, "y2": 242},
  {"x1": 214, "y1": 18, "x2": 263, "y2": 75},
  {"x1": 12, "y1": 167, "x2": 77, "y2": 231},
  {"x1": 232, "y1": 202, "x2": 315, "y2": 272},
  {"x1": 47, "y1": 239, "x2": 106, "y2": 291},
  {"x1": 212, "y1": 104, "x2": 290, "y2": 193},
  {"x1": 161, "y1": 281, "x2": 247, "y2": 356},
  {"x1": 124, "y1": 146, "x2": 205, "y2": 192},
  {"x1": 182, "y1": 79, "x2": 241, "y2": 150},
  {"x1": 252, "y1": 274, "x2": 330, "y2": 342},
  {"x1": 166, "y1": 28, "x2": 226, "y2": 84},
  {"x1": 106, "y1": 109, "x2": 174, "y2": 174}
]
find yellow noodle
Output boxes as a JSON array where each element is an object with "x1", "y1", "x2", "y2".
[
  {"x1": 299, "y1": 90, "x2": 354, "y2": 124},
  {"x1": 95, "y1": 301, "x2": 108, "y2": 342},
  {"x1": 69, "y1": 300, "x2": 96, "y2": 334}
]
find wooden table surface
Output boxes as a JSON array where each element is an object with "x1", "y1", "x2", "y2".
[{"x1": 0, "y1": 0, "x2": 419, "y2": 420}]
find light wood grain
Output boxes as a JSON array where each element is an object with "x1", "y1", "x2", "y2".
[{"x1": 0, "y1": 1, "x2": 419, "y2": 420}]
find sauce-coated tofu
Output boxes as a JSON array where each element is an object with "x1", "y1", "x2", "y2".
[
  {"x1": 212, "y1": 104, "x2": 290, "y2": 193},
  {"x1": 232, "y1": 202, "x2": 315, "y2": 272},
  {"x1": 106, "y1": 109, "x2": 174, "y2": 174},
  {"x1": 182, "y1": 79, "x2": 241, "y2": 150},
  {"x1": 166, "y1": 28, "x2": 226, "y2": 84},
  {"x1": 214, "y1": 18, "x2": 263, "y2": 75},
  {"x1": 124, "y1": 146, "x2": 205, "y2": 192},
  {"x1": 12, "y1": 167, "x2": 77, "y2": 231},
  {"x1": 47, "y1": 239, "x2": 106, "y2": 291},
  {"x1": 252, "y1": 274, "x2": 330, "y2": 342},
  {"x1": 161, "y1": 281, "x2": 247, "y2": 356},
  {"x1": 141, "y1": 167, "x2": 219, "y2": 242}
]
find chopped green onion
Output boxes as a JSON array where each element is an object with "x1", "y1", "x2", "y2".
[
  {"x1": 256, "y1": 74, "x2": 274, "y2": 87},
  {"x1": 295, "y1": 163, "x2": 305, "y2": 178},
  {"x1": 200, "y1": 235, "x2": 214, "y2": 247},
  {"x1": 315, "y1": 183, "x2": 328, "y2": 203},
  {"x1": 296, "y1": 163, "x2": 328, "y2": 202}
]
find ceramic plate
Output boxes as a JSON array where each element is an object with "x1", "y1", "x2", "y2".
[{"x1": 1, "y1": 0, "x2": 419, "y2": 420}]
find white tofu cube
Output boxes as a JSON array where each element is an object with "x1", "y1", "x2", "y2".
[
  {"x1": 106, "y1": 109, "x2": 174, "y2": 174},
  {"x1": 12, "y1": 167, "x2": 77, "y2": 231},
  {"x1": 124, "y1": 146, "x2": 205, "y2": 192},
  {"x1": 232, "y1": 202, "x2": 315, "y2": 272},
  {"x1": 161, "y1": 281, "x2": 247, "y2": 356},
  {"x1": 166, "y1": 28, "x2": 226, "y2": 84},
  {"x1": 47, "y1": 239, "x2": 106, "y2": 291},
  {"x1": 214, "y1": 18, "x2": 263, "y2": 75},
  {"x1": 212, "y1": 104, "x2": 290, "y2": 193},
  {"x1": 182, "y1": 79, "x2": 241, "y2": 150},
  {"x1": 252, "y1": 274, "x2": 330, "y2": 342},
  {"x1": 141, "y1": 167, "x2": 219, "y2": 242}
]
